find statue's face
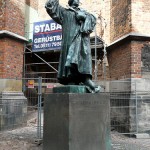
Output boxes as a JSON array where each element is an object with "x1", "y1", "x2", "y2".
[{"x1": 69, "y1": 0, "x2": 79, "y2": 7}]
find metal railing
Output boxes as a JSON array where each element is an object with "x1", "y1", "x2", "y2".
[
  {"x1": 23, "y1": 77, "x2": 58, "y2": 139},
  {"x1": 0, "y1": 78, "x2": 150, "y2": 141},
  {"x1": 0, "y1": 77, "x2": 58, "y2": 141},
  {"x1": 110, "y1": 80, "x2": 150, "y2": 135}
]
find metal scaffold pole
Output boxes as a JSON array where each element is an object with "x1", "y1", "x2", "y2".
[
  {"x1": 37, "y1": 77, "x2": 42, "y2": 139},
  {"x1": 94, "y1": 26, "x2": 98, "y2": 81},
  {"x1": 103, "y1": 43, "x2": 107, "y2": 89}
]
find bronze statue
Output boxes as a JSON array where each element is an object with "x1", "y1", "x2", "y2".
[{"x1": 45, "y1": 0, "x2": 100, "y2": 93}]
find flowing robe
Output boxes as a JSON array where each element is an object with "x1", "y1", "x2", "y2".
[{"x1": 45, "y1": 0, "x2": 96, "y2": 84}]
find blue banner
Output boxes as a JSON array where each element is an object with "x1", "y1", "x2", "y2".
[{"x1": 32, "y1": 20, "x2": 62, "y2": 52}]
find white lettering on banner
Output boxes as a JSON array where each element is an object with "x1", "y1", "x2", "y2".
[
  {"x1": 51, "y1": 23, "x2": 56, "y2": 30},
  {"x1": 45, "y1": 24, "x2": 50, "y2": 32},
  {"x1": 35, "y1": 25, "x2": 40, "y2": 33},
  {"x1": 34, "y1": 23, "x2": 62, "y2": 33},
  {"x1": 34, "y1": 41, "x2": 61, "y2": 49},
  {"x1": 34, "y1": 35, "x2": 62, "y2": 44},
  {"x1": 40, "y1": 24, "x2": 45, "y2": 32}
]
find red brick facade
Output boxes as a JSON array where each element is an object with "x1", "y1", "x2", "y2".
[
  {"x1": 26, "y1": 0, "x2": 38, "y2": 10},
  {"x1": 107, "y1": 39, "x2": 150, "y2": 80},
  {"x1": 132, "y1": 0, "x2": 150, "y2": 35},
  {"x1": 0, "y1": 39, "x2": 5, "y2": 77},
  {"x1": 131, "y1": 41, "x2": 142, "y2": 78},
  {"x1": 0, "y1": 38, "x2": 24, "y2": 79},
  {"x1": 110, "y1": 0, "x2": 131, "y2": 42},
  {"x1": 0, "y1": 37, "x2": 25, "y2": 79},
  {"x1": 107, "y1": 41, "x2": 131, "y2": 80},
  {"x1": 110, "y1": 0, "x2": 150, "y2": 42},
  {"x1": 108, "y1": 0, "x2": 150, "y2": 80},
  {"x1": 0, "y1": 0, "x2": 6, "y2": 30},
  {"x1": 0, "y1": 0, "x2": 26, "y2": 79},
  {"x1": 0, "y1": 0, "x2": 25, "y2": 36}
]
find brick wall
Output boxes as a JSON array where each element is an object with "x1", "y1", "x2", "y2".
[
  {"x1": 103, "y1": 0, "x2": 111, "y2": 44},
  {"x1": 131, "y1": 0, "x2": 150, "y2": 35},
  {"x1": 107, "y1": 40, "x2": 150, "y2": 80},
  {"x1": 5, "y1": 0, "x2": 25, "y2": 36},
  {"x1": 4, "y1": 38, "x2": 24, "y2": 79},
  {"x1": 0, "y1": 0, "x2": 6, "y2": 30},
  {"x1": 0, "y1": 38, "x2": 24, "y2": 79},
  {"x1": 26, "y1": 0, "x2": 38, "y2": 10},
  {"x1": 0, "y1": 0, "x2": 26, "y2": 79},
  {"x1": 131, "y1": 41, "x2": 142, "y2": 78},
  {"x1": 107, "y1": 41, "x2": 131, "y2": 80},
  {"x1": 110, "y1": 0, "x2": 131, "y2": 42},
  {"x1": 0, "y1": 39, "x2": 5, "y2": 77},
  {"x1": 110, "y1": 0, "x2": 150, "y2": 42},
  {"x1": 108, "y1": 0, "x2": 150, "y2": 80}
]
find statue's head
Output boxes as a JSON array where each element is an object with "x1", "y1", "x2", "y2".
[{"x1": 68, "y1": 0, "x2": 79, "y2": 7}]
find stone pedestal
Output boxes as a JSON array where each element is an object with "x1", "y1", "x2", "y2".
[
  {"x1": 0, "y1": 91, "x2": 27, "y2": 130},
  {"x1": 43, "y1": 93, "x2": 111, "y2": 150}
]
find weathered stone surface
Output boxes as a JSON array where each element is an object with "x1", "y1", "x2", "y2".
[
  {"x1": 135, "y1": 133, "x2": 150, "y2": 139},
  {"x1": 43, "y1": 93, "x2": 111, "y2": 150},
  {"x1": 110, "y1": 80, "x2": 150, "y2": 134},
  {"x1": 142, "y1": 44, "x2": 150, "y2": 72},
  {"x1": 0, "y1": 91, "x2": 27, "y2": 131}
]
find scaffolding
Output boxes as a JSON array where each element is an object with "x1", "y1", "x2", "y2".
[{"x1": 24, "y1": 30, "x2": 104, "y2": 80}]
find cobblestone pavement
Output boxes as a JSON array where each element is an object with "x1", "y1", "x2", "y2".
[
  {"x1": 0, "y1": 127, "x2": 150, "y2": 150},
  {"x1": 0, "y1": 127, "x2": 42, "y2": 150},
  {"x1": 111, "y1": 132, "x2": 150, "y2": 150}
]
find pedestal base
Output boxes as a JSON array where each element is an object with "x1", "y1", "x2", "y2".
[
  {"x1": 43, "y1": 93, "x2": 111, "y2": 150},
  {"x1": 53, "y1": 85, "x2": 87, "y2": 93},
  {"x1": 0, "y1": 91, "x2": 27, "y2": 130}
]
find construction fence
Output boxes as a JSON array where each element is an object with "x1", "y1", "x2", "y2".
[
  {"x1": 110, "y1": 80, "x2": 150, "y2": 135},
  {"x1": 0, "y1": 77, "x2": 58, "y2": 140},
  {"x1": 0, "y1": 78, "x2": 150, "y2": 141}
]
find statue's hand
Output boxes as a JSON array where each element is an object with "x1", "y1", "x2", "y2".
[
  {"x1": 45, "y1": 0, "x2": 55, "y2": 8},
  {"x1": 76, "y1": 11, "x2": 87, "y2": 21},
  {"x1": 45, "y1": 0, "x2": 50, "y2": 7}
]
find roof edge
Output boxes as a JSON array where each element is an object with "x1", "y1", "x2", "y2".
[
  {"x1": 107, "y1": 32, "x2": 150, "y2": 50},
  {"x1": 0, "y1": 30, "x2": 28, "y2": 42}
]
